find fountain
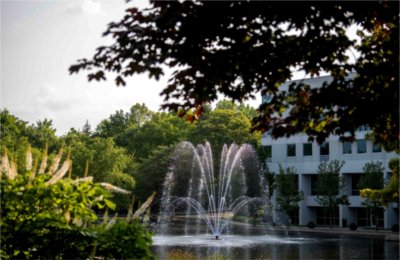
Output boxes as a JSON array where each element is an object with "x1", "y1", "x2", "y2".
[
  {"x1": 158, "y1": 141, "x2": 270, "y2": 239},
  {"x1": 152, "y1": 142, "x2": 399, "y2": 259}
]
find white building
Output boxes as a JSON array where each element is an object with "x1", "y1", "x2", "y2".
[{"x1": 262, "y1": 75, "x2": 399, "y2": 229}]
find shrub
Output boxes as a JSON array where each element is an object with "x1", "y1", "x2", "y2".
[
  {"x1": 391, "y1": 224, "x2": 399, "y2": 232},
  {"x1": 0, "y1": 147, "x2": 154, "y2": 259},
  {"x1": 349, "y1": 223, "x2": 358, "y2": 231},
  {"x1": 307, "y1": 221, "x2": 315, "y2": 229},
  {"x1": 95, "y1": 220, "x2": 154, "y2": 259}
]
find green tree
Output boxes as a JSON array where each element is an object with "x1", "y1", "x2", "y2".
[
  {"x1": 0, "y1": 109, "x2": 29, "y2": 150},
  {"x1": 315, "y1": 160, "x2": 348, "y2": 228},
  {"x1": 357, "y1": 161, "x2": 384, "y2": 230},
  {"x1": 188, "y1": 108, "x2": 260, "y2": 157},
  {"x1": 62, "y1": 132, "x2": 137, "y2": 210},
  {"x1": 70, "y1": 1, "x2": 399, "y2": 151},
  {"x1": 95, "y1": 109, "x2": 130, "y2": 145},
  {"x1": 275, "y1": 165, "x2": 303, "y2": 225},
  {"x1": 134, "y1": 145, "x2": 175, "y2": 210},
  {"x1": 27, "y1": 119, "x2": 60, "y2": 152},
  {"x1": 128, "y1": 103, "x2": 153, "y2": 127},
  {"x1": 215, "y1": 100, "x2": 257, "y2": 120},
  {"x1": 123, "y1": 112, "x2": 193, "y2": 162},
  {"x1": 0, "y1": 110, "x2": 56, "y2": 172},
  {"x1": 82, "y1": 119, "x2": 92, "y2": 136},
  {"x1": 94, "y1": 104, "x2": 154, "y2": 147},
  {"x1": 361, "y1": 158, "x2": 399, "y2": 208}
]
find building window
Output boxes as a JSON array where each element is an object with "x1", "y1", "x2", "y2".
[
  {"x1": 310, "y1": 175, "x2": 318, "y2": 195},
  {"x1": 320, "y1": 142, "x2": 329, "y2": 161},
  {"x1": 303, "y1": 143, "x2": 312, "y2": 156},
  {"x1": 357, "y1": 140, "x2": 367, "y2": 153},
  {"x1": 372, "y1": 144, "x2": 382, "y2": 153},
  {"x1": 351, "y1": 174, "x2": 363, "y2": 195},
  {"x1": 316, "y1": 207, "x2": 339, "y2": 226},
  {"x1": 342, "y1": 142, "x2": 352, "y2": 154},
  {"x1": 320, "y1": 142, "x2": 329, "y2": 155},
  {"x1": 287, "y1": 144, "x2": 296, "y2": 157}
]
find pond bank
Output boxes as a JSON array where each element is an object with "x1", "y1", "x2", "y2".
[{"x1": 271, "y1": 226, "x2": 399, "y2": 241}]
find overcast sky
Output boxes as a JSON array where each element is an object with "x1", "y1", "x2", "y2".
[
  {"x1": 2, "y1": 1, "x2": 358, "y2": 136},
  {"x1": 1, "y1": 0, "x2": 206, "y2": 135}
]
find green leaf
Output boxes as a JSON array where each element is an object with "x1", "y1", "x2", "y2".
[{"x1": 104, "y1": 199, "x2": 116, "y2": 210}]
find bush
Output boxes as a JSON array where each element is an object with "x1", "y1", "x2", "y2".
[
  {"x1": 391, "y1": 224, "x2": 399, "y2": 232},
  {"x1": 349, "y1": 223, "x2": 358, "y2": 231},
  {"x1": 95, "y1": 220, "x2": 154, "y2": 259},
  {"x1": 0, "y1": 148, "x2": 155, "y2": 259},
  {"x1": 307, "y1": 221, "x2": 315, "y2": 229}
]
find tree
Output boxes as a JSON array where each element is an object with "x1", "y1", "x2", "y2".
[
  {"x1": 26, "y1": 119, "x2": 60, "y2": 152},
  {"x1": 70, "y1": 1, "x2": 399, "y2": 151},
  {"x1": 0, "y1": 109, "x2": 28, "y2": 150},
  {"x1": 315, "y1": 160, "x2": 348, "y2": 228},
  {"x1": 357, "y1": 161, "x2": 384, "y2": 230},
  {"x1": 361, "y1": 158, "x2": 399, "y2": 208},
  {"x1": 62, "y1": 132, "x2": 137, "y2": 210},
  {"x1": 275, "y1": 165, "x2": 303, "y2": 225},
  {"x1": 82, "y1": 120, "x2": 92, "y2": 135},
  {"x1": 95, "y1": 109, "x2": 130, "y2": 145},
  {"x1": 133, "y1": 145, "x2": 175, "y2": 210},
  {"x1": 215, "y1": 100, "x2": 258, "y2": 120},
  {"x1": 188, "y1": 107, "x2": 260, "y2": 157},
  {"x1": 128, "y1": 103, "x2": 153, "y2": 127},
  {"x1": 94, "y1": 104, "x2": 154, "y2": 147},
  {"x1": 122, "y1": 112, "x2": 193, "y2": 162}
]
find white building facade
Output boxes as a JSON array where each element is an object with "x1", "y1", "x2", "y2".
[{"x1": 262, "y1": 76, "x2": 399, "y2": 229}]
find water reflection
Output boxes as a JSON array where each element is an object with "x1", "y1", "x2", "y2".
[{"x1": 152, "y1": 232, "x2": 399, "y2": 259}]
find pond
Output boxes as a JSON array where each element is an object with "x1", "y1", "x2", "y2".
[{"x1": 151, "y1": 225, "x2": 399, "y2": 259}]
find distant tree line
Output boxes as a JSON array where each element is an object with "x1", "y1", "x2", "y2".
[{"x1": 0, "y1": 100, "x2": 264, "y2": 211}]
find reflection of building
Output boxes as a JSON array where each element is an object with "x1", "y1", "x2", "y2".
[{"x1": 262, "y1": 75, "x2": 399, "y2": 228}]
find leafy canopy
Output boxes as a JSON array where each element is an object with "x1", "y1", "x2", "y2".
[
  {"x1": 70, "y1": 1, "x2": 399, "y2": 151},
  {"x1": 275, "y1": 165, "x2": 303, "y2": 220},
  {"x1": 315, "y1": 160, "x2": 348, "y2": 227}
]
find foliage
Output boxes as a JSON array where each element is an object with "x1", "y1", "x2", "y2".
[
  {"x1": 315, "y1": 160, "x2": 348, "y2": 227},
  {"x1": 70, "y1": 1, "x2": 399, "y2": 151},
  {"x1": 188, "y1": 107, "x2": 260, "y2": 157},
  {"x1": 349, "y1": 223, "x2": 358, "y2": 231},
  {"x1": 0, "y1": 110, "x2": 59, "y2": 154},
  {"x1": 392, "y1": 224, "x2": 399, "y2": 232},
  {"x1": 134, "y1": 145, "x2": 175, "y2": 209},
  {"x1": 95, "y1": 220, "x2": 155, "y2": 260},
  {"x1": 358, "y1": 161, "x2": 384, "y2": 190},
  {"x1": 62, "y1": 132, "x2": 136, "y2": 210},
  {"x1": 123, "y1": 112, "x2": 194, "y2": 162},
  {"x1": 307, "y1": 221, "x2": 315, "y2": 229},
  {"x1": 357, "y1": 161, "x2": 384, "y2": 230},
  {"x1": 0, "y1": 150, "x2": 113, "y2": 258},
  {"x1": 63, "y1": 131, "x2": 137, "y2": 210},
  {"x1": 360, "y1": 158, "x2": 399, "y2": 206},
  {"x1": 0, "y1": 146, "x2": 154, "y2": 259},
  {"x1": 275, "y1": 165, "x2": 303, "y2": 223}
]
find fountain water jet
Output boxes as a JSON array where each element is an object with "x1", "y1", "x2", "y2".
[{"x1": 158, "y1": 142, "x2": 270, "y2": 239}]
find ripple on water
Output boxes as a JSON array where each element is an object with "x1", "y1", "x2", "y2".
[{"x1": 152, "y1": 234, "x2": 316, "y2": 247}]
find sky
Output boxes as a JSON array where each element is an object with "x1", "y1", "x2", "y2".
[
  {"x1": 1, "y1": 0, "x2": 359, "y2": 136},
  {"x1": 2, "y1": 0, "x2": 237, "y2": 135}
]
